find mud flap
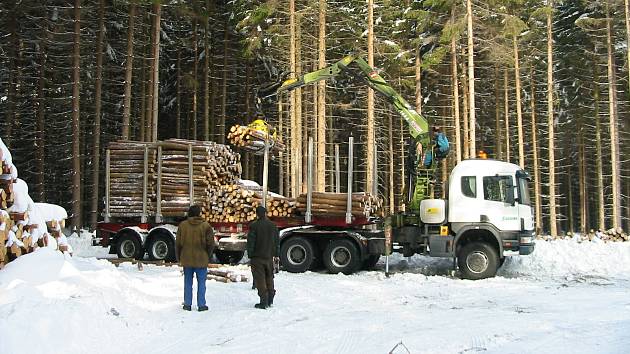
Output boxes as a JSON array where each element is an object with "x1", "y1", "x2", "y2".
[{"x1": 428, "y1": 235, "x2": 454, "y2": 257}]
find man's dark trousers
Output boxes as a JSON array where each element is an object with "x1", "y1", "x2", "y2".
[
  {"x1": 251, "y1": 257, "x2": 274, "y2": 298},
  {"x1": 183, "y1": 267, "x2": 208, "y2": 308}
]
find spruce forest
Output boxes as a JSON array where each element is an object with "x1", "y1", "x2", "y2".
[{"x1": 0, "y1": 0, "x2": 628, "y2": 237}]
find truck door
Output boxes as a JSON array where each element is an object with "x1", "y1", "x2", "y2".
[
  {"x1": 516, "y1": 172, "x2": 535, "y2": 231},
  {"x1": 480, "y1": 174, "x2": 520, "y2": 231}
]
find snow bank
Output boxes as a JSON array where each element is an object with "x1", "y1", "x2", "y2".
[
  {"x1": 0, "y1": 248, "x2": 78, "y2": 287},
  {"x1": 499, "y1": 239, "x2": 630, "y2": 280},
  {"x1": 34, "y1": 202, "x2": 68, "y2": 223}
]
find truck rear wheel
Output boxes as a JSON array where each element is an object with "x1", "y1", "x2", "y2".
[
  {"x1": 147, "y1": 234, "x2": 176, "y2": 262},
  {"x1": 280, "y1": 237, "x2": 317, "y2": 273},
  {"x1": 323, "y1": 239, "x2": 361, "y2": 275},
  {"x1": 457, "y1": 241, "x2": 499, "y2": 280},
  {"x1": 215, "y1": 250, "x2": 245, "y2": 264},
  {"x1": 116, "y1": 233, "x2": 144, "y2": 260}
]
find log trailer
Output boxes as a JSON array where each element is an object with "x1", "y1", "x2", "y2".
[{"x1": 96, "y1": 54, "x2": 535, "y2": 280}]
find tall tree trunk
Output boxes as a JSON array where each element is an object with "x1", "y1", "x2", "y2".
[
  {"x1": 6, "y1": 15, "x2": 19, "y2": 147},
  {"x1": 204, "y1": 3, "x2": 210, "y2": 141},
  {"x1": 594, "y1": 65, "x2": 606, "y2": 231},
  {"x1": 466, "y1": 0, "x2": 476, "y2": 157},
  {"x1": 297, "y1": 16, "x2": 305, "y2": 193},
  {"x1": 122, "y1": 3, "x2": 136, "y2": 140},
  {"x1": 279, "y1": 100, "x2": 284, "y2": 195},
  {"x1": 546, "y1": 2, "x2": 558, "y2": 237},
  {"x1": 605, "y1": 0, "x2": 622, "y2": 230},
  {"x1": 366, "y1": 0, "x2": 375, "y2": 194},
  {"x1": 289, "y1": 0, "x2": 298, "y2": 197},
  {"x1": 578, "y1": 129, "x2": 587, "y2": 233},
  {"x1": 36, "y1": 24, "x2": 47, "y2": 201},
  {"x1": 151, "y1": 3, "x2": 161, "y2": 142},
  {"x1": 176, "y1": 48, "x2": 181, "y2": 138},
  {"x1": 513, "y1": 36, "x2": 525, "y2": 168},
  {"x1": 567, "y1": 171, "x2": 574, "y2": 233},
  {"x1": 451, "y1": 14, "x2": 461, "y2": 163},
  {"x1": 144, "y1": 20, "x2": 154, "y2": 142},
  {"x1": 461, "y1": 56, "x2": 469, "y2": 159},
  {"x1": 316, "y1": 0, "x2": 327, "y2": 192},
  {"x1": 494, "y1": 65, "x2": 502, "y2": 160},
  {"x1": 415, "y1": 47, "x2": 422, "y2": 115},
  {"x1": 220, "y1": 20, "x2": 228, "y2": 144},
  {"x1": 504, "y1": 68, "x2": 510, "y2": 163},
  {"x1": 388, "y1": 111, "x2": 394, "y2": 213},
  {"x1": 192, "y1": 19, "x2": 198, "y2": 140},
  {"x1": 530, "y1": 66, "x2": 542, "y2": 235},
  {"x1": 139, "y1": 37, "x2": 148, "y2": 141},
  {"x1": 71, "y1": 0, "x2": 82, "y2": 229},
  {"x1": 90, "y1": 0, "x2": 106, "y2": 230}
]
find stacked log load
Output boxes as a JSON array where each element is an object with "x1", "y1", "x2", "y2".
[
  {"x1": 295, "y1": 192, "x2": 382, "y2": 218},
  {"x1": 540, "y1": 228, "x2": 630, "y2": 243},
  {"x1": 0, "y1": 138, "x2": 71, "y2": 269},
  {"x1": 107, "y1": 141, "x2": 157, "y2": 218},
  {"x1": 227, "y1": 124, "x2": 285, "y2": 155}
]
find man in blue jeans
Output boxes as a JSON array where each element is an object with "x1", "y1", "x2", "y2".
[{"x1": 176, "y1": 205, "x2": 216, "y2": 311}]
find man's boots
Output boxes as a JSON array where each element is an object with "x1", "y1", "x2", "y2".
[
  {"x1": 268, "y1": 290, "x2": 276, "y2": 306},
  {"x1": 254, "y1": 294, "x2": 269, "y2": 309}
]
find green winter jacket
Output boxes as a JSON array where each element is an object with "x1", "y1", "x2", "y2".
[{"x1": 176, "y1": 216, "x2": 215, "y2": 268}]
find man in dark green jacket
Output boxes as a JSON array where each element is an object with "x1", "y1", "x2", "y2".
[
  {"x1": 176, "y1": 205, "x2": 215, "y2": 312},
  {"x1": 247, "y1": 206, "x2": 280, "y2": 309}
]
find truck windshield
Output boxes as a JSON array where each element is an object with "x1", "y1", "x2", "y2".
[{"x1": 518, "y1": 177, "x2": 531, "y2": 206}]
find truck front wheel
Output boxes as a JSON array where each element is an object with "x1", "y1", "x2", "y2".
[
  {"x1": 280, "y1": 237, "x2": 317, "y2": 273},
  {"x1": 323, "y1": 239, "x2": 361, "y2": 275},
  {"x1": 457, "y1": 241, "x2": 499, "y2": 280}
]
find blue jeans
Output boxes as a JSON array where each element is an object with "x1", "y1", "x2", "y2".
[{"x1": 183, "y1": 267, "x2": 208, "y2": 308}]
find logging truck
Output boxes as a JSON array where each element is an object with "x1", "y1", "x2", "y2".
[{"x1": 95, "y1": 54, "x2": 535, "y2": 280}]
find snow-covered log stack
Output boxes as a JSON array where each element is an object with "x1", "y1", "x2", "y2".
[
  {"x1": 295, "y1": 192, "x2": 383, "y2": 218},
  {"x1": 107, "y1": 141, "x2": 157, "y2": 218},
  {"x1": 0, "y1": 137, "x2": 72, "y2": 269},
  {"x1": 227, "y1": 124, "x2": 285, "y2": 155}
]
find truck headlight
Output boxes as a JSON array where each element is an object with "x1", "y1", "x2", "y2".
[{"x1": 520, "y1": 236, "x2": 533, "y2": 244}]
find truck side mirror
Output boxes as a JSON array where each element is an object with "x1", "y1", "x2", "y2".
[{"x1": 505, "y1": 179, "x2": 515, "y2": 206}]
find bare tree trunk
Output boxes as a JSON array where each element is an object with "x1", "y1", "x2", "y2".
[
  {"x1": 151, "y1": 3, "x2": 161, "y2": 142},
  {"x1": 316, "y1": 0, "x2": 327, "y2": 192},
  {"x1": 71, "y1": 0, "x2": 82, "y2": 229},
  {"x1": 415, "y1": 47, "x2": 422, "y2": 115},
  {"x1": 290, "y1": 0, "x2": 298, "y2": 197},
  {"x1": 513, "y1": 36, "x2": 525, "y2": 168},
  {"x1": 389, "y1": 111, "x2": 394, "y2": 213},
  {"x1": 567, "y1": 171, "x2": 574, "y2": 233},
  {"x1": 220, "y1": 20, "x2": 228, "y2": 144},
  {"x1": 578, "y1": 130, "x2": 587, "y2": 233},
  {"x1": 5, "y1": 15, "x2": 19, "y2": 147},
  {"x1": 366, "y1": 0, "x2": 375, "y2": 194},
  {"x1": 466, "y1": 0, "x2": 476, "y2": 157},
  {"x1": 36, "y1": 24, "x2": 47, "y2": 201},
  {"x1": 298, "y1": 17, "x2": 306, "y2": 194},
  {"x1": 605, "y1": 0, "x2": 622, "y2": 230},
  {"x1": 139, "y1": 38, "x2": 148, "y2": 141},
  {"x1": 279, "y1": 100, "x2": 284, "y2": 195},
  {"x1": 90, "y1": 0, "x2": 106, "y2": 230},
  {"x1": 451, "y1": 13, "x2": 461, "y2": 163},
  {"x1": 204, "y1": 2, "x2": 210, "y2": 141},
  {"x1": 122, "y1": 3, "x2": 136, "y2": 140},
  {"x1": 461, "y1": 56, "x2": 469, "y2": 159},
  {"x1": 594, "y1": 65, "x2": 606, "y2": 231},
  {"x1": 494, "y1": 65, "x2": 502, "y2": 160},
  {"x1": 192, "y1": 19, "x2": 198, "y2": 140},
  {"x1": 176, "y1": 48, "x2": 181, "y2": 138},
  {"x1": 546, "y1": 2, "x2": 558, "y2": 237},
  {"x1": 530, "y1": 66, "x2": 542, "y2": 235},
  {"x1": 504, "y1": 68, "x2": 510, "y2": 163},
  {"x1": 144, "y1": 19, "x2": 153, "y2": 141}
]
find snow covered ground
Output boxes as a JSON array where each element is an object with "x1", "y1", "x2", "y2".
[{"x1": 1, "y1": 239, "x2": 630, "y2": 354}]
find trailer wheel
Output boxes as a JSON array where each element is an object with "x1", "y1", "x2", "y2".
[
  {"x1": 457, "y1": 241, "x2": 499, "y2": 280},
  {"x1": 215, "y1": 250, "x2": 245, "y2": 264},
  {"x1": 323, "y1": 239, "x2": 361, "y2": 275},
  {"x1": 147, "y1": 234, "x2": 176, "y2": 262},
  {"x1": 362, "y1": 255, "x2": 381, "y2": 270},
  {"x1": 116, "y1": 232, "x2": 144, "y2": 260},
  {"x1": 280, "y1": 237, "x2": 317, "y2": 273}
]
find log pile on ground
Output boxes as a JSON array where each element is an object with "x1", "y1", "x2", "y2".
[
  {"x1": 104, "y1": 258, "x2": 249, "y2": 283},
  {"x1": 295, "y1": 192, "x2": 383, "y2": 218},
  {"x1": 108, "y1": 141, "x2": 157, "y2": 218},
  {"x1": 544, "y1": 228, "x2": 630, "y2": 243},
  {"x1": 1, "y1": 138, "x2": 71, "y2": 269},
  {"x1": 227, "y1": 124, "x2": 285, "y2": 155}
]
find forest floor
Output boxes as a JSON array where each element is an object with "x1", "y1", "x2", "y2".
[{"x1": 1, "y1": 236, "x2": 629, "y2": 354}]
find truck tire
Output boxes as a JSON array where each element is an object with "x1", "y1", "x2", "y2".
[
  {"x1": 147, "y1": 234, "x2": 176, "y2": 262},
  {"x1": 116, "y1": 233, "x2": 144, "y2": 260},
  {"x1": 323, "y1": 239, "x2": 361, "y2": 275},
  {"x1": 215, "y1": 250, "x2": 245, "y2": 264},
  {"x1": 457, "y1": 241, "x2": 499, "y2": 280},
  {"x1": 362, "y1": 255, "x2": 381, "y2": 270},
  {"x1": 280, "y1": 237, "x2": 317, "y2": 273}
]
